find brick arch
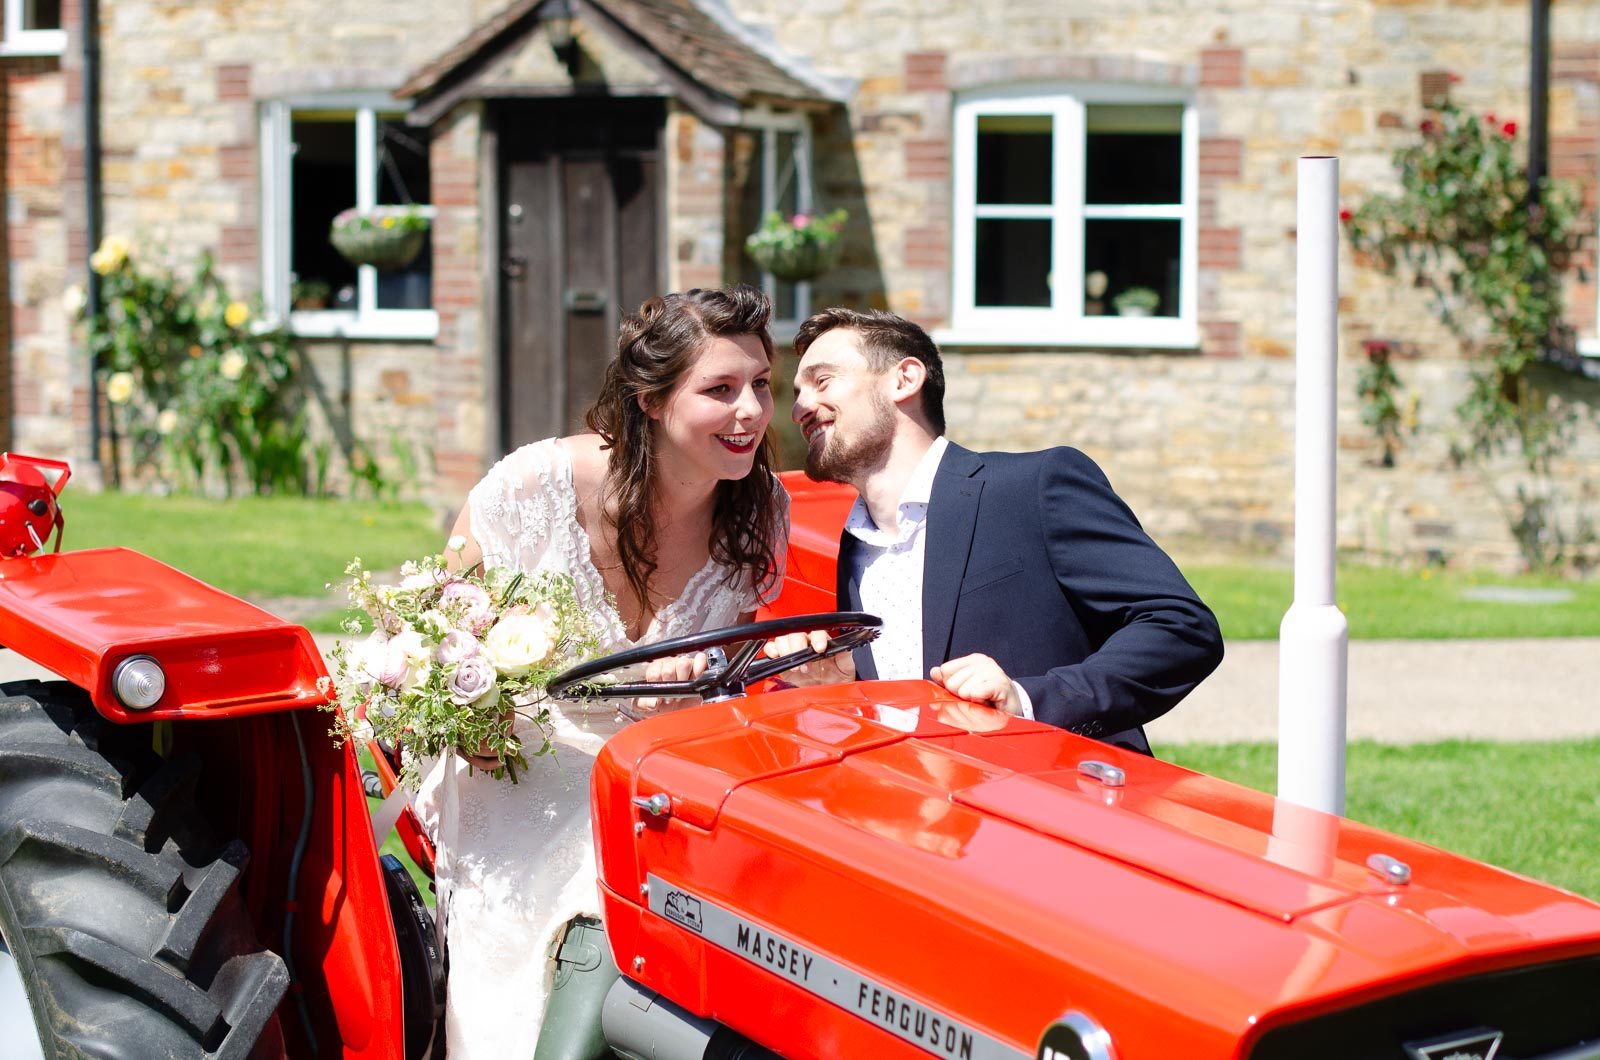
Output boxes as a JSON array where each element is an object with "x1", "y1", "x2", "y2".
[{"x1": 949, "y1": 53, "x2": 1198, "y2": 92}]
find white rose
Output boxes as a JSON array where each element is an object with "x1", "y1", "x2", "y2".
[
  {"x1": 389, "y1": 630, "x2": 431, "y2": 667},
  {"x1": 156, "y1": 408, "x2": 179, "y2": 435},
  {"x1": 219, "y1": 350, "x2": 248, "y2": 381},
  {"x1": 482, "y1": 613, "x2": 554, "y2": 675},
  {"x1": 349, "y1": 630, "x2": 390, "y2": 694},
  {"x1": 447, "y1": 535, "x2": 467, "y2": 553}
]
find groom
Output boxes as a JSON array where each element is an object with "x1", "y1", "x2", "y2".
[{"x1": 789, "y1": 308, "x2": 1223, "y2": 754}]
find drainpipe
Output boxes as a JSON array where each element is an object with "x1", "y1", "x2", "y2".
[
  {"x1": 83, "y1": 0, "x2": 105, "y2": 469},
  {"x1": 1529, "y1": 0, "x2": 1549, "y2": 200}
]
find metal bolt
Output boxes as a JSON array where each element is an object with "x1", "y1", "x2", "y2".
[
  {"x1": 634, "y1": 821, "x2": 645, "y2": 837},
  {"x1": 639, "y1": 882, "x2": 649, "y2": 898},
  {"x1": 632, "y1": 956, "x2": 645, "y2": 972}
]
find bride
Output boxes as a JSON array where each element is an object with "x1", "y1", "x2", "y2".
[{"x1": 415, "y1": 285, "x2": 790, "y2": 1057}]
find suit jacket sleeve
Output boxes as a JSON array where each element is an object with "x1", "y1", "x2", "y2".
[{"x1": 1013, "y1": 448, "x2": 1224, "y2": 736}]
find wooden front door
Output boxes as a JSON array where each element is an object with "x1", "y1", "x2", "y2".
[{"x1": 498, "y1": 99, "x2": 664, "y2": 451}]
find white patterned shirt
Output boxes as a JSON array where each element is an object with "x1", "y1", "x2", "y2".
[{"x1": 844, "y1": 437, "x2": 1034, "y2": 719}]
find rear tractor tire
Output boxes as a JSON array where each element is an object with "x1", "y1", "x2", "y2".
[{"x1": 0, "y1": 679, "x2": 288, "y2": 1059}]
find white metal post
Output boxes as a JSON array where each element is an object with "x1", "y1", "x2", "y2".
[{"x1": 1276, "y1": 156, "x2": 1350, "y2": 815}]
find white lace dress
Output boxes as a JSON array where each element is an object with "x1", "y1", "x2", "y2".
[{"x1": 414, "y1": 437, "x2": 788, "y2": 1058}]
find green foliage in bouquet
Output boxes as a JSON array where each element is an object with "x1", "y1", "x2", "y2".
[
  {"x1": 324, "y1": 541, "x2": 608, "y2": 788},
  {"x1": 744, "y1": 208, "x2": 848, "y2": 282}
]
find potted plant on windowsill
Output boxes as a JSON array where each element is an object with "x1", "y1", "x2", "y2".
[
  {"x1": 329, "y1": 205, "x2": 430, "y2": 272},
  {"x1": 744, "y1": 208, "x2": 848, "y2": 283},
  {"x1": 1112, "y1": 285, "x2": 1160, "y2": 317}
]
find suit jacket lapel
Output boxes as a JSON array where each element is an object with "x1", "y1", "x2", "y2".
[
  {"x1": 921, "y1": 444, "x2": 984, "y2": 678},
  {"x1": 835, "y1": 528, "x2": 878, "y2": 680}
]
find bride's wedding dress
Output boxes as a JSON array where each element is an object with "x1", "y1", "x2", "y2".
[{"x1": 414, "y1": 438, "x2": 786, "y2": 1057}]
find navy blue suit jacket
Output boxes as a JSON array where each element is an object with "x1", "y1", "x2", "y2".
[{"x1": 836, "y1": 443, "x2": 1224, "y2": 754}]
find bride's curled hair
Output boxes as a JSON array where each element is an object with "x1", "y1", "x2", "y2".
[{"x1": 585, "y1": 284, "x2": 782, "y2": 614}]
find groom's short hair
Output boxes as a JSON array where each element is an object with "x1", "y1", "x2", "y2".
[{"x1": 793, "y1": 308, "x2": 946, "y2": 434}]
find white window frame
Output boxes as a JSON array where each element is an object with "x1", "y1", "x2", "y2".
[
  {"x1": 940, "y1": 83, "x2": 1198, "y2": 349},
  {"x1": 259, "y1": 96, "x2": 439, "y2": 341},
  {"x1": 742, "y1": 107, "x2": 814, "y2": 338},
  {"x1": 0, "y1": 0, "x2": 65, "y2": 56}
]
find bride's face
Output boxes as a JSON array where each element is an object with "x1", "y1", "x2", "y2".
[{"x1": 647, "y1": 332, "x2": 774, "y2": 484}]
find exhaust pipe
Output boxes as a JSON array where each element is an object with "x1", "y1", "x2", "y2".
[{"x1": 603, "y1": 976, "x2": 781, "y2": 1060}]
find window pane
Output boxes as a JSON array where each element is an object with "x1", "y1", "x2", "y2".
[
  {"x1": 376, "y1": 118, "x2": 432, "y2": 311},
  {"x1": 975, "y1": 218, "x2": 1051, "y2": 307},
  {"x1": 1085, "y1": 105, "x2": 1183, "y2": 206},
  {"x1": 977, "y1": 115, "x2": 1052, "y2": 206},
  {"x1": 1085, "y1": 219, "x2": 1180, "y2": 317},
  {"x1": 25, "y1": 0, "x2": 62, "y2": 30},
  {"x1": 729, "y1": 127, "x2": 800, "y2": 318},
  {"x1": 291, "y1": 116, "x2": 359, "y2": 310}
]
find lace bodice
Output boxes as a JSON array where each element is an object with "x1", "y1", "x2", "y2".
[{"x1": 469, "y1": 437, "x2": 786, "y2": 656}]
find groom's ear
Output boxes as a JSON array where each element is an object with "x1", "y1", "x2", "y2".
[{"x1": 888, "y1": 356, "x2": 927, "y2": 407}]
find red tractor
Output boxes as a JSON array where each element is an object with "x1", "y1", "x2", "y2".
[{"x1": 4, "y1": 449, "x2": 1600, "y2": 1060}]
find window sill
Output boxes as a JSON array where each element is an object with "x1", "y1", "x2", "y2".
[
  {"x1": 1574, "y1": 337, "x2": 1600, "y2": 358},
  {"x1": 288, "y1": 310, "x2": 439, "y2": 341},
  {"x1": 0, "y1": 30, "x2": 67, "y2": 57},
  {"x1": 934, "y1": 317, "x2": 1199, "y2": 351}
]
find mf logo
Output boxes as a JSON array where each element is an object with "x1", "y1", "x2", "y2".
[
  {"x1": 663, "y1": 890, "x2": 704, "y2": 933},
  {"x1": 1403, "y1": 1027, "x2": 1504, "y2": 1060}
]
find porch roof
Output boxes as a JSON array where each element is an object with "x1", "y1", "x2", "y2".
[{"x1": 396, "y1": 0, "x2": 838, "y2": 125}]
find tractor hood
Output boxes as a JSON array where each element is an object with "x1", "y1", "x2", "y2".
[{"x1": 592, "y1": 680, "x2": 1600, "y2": 1058}]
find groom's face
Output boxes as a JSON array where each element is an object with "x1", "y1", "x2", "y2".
[{"x1": 792, "y1": 329, "x2": 896, "y2": 485}]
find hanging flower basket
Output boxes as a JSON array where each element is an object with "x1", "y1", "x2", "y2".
[
  {"x1": 329, "y1": 205, "x2": 430, "y2": 271},
  {"x1": 744, "y1": 209, "x2": 847, "y2": 283}
]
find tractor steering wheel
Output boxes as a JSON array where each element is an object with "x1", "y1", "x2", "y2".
[{"x1": 546, "y1": 612, "x2": 881, "y2": 705}]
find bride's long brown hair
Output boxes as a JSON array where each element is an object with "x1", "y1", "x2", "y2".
[{"x1": 584, "y1": 285, "x2": 782, "y2": 614}]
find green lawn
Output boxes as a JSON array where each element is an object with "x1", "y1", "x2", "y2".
[
  {"x1": 63, "y1": 491, "x2": 442, "y2": 600},
  {"x1": 1161, "y1": 740, "x2": 1600, "y2": 901},
  {"x1": 1183, "y1": 562, "x2": 1600, "y2": 640}
]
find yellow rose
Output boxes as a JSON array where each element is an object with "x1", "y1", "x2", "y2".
[
  {"x1": 219, "y1": 350, "x2": 248, "y2": 381},
  {"x1": 105, "y1": 372, "x2": 135, "y2": 405},
  {"x1": 90, "y1": 236, "x2": 130, "y2": 275},
  {"x1": 224, "y1": 301, "x2": 250, "y2": 328},
  {"x1": 482, "y1": 613, "x2": 554, "y2": 675}
]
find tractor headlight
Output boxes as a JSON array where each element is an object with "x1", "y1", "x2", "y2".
[
  {"x1": 1037, "y1": 1011, "x2": 1115, "y2": 1060},
  {"x1": 113, "y1": 655, "x2": 166, "y2": 711}
]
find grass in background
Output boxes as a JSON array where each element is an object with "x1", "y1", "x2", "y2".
[
  {"x1": 1183, "y1": 562, "x2": 1600, "y2": 640},
  {"x1": 1161, "y1": 740, "x2": 1600, "y2": 901},
  {"x1": 64, "y1": 492, "x2": 442, "y2": 600}
]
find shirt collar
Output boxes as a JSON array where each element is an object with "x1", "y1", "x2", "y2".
[{"x1": 844, "y1": 436, "x2": 949, "y2": 540}]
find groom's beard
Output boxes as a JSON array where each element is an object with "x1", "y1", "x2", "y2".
[{"x1": 804, "y1": 392, "x2": 896, "y2": 484}]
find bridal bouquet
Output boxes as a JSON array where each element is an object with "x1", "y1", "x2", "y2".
[{"x1": 323, "y1": 537, "x2": 607, "y2": 788}]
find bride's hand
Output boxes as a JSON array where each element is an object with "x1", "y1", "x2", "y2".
[
  {"x1": 633, "y1": 652, "x2": 710, "y2": 714},
  {"x1": 762, "y1": 631, "x2": 856, "y2": 687},
  {"x1": 460, "y1": 706, "x2": 516, "y2": 769}
]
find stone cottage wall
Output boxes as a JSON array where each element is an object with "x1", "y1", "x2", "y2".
[
  {"x1": 726, "y1": 0, "x2": 1600, "y2": 569},
  {"x1": 8, "y1": 0, "x2": 510, "y2": 495}
]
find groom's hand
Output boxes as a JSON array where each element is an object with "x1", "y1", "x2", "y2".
[{"x1": 929, "y1": 654, "x2": 1019, "y2": 715}]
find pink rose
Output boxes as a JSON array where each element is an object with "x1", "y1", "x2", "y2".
[
  {"x1": 435, "y1": 630, "x2": 481, "y2": 665},
  {"x1": 441, "y1": 580, "x2": 494, "y2": 634}
]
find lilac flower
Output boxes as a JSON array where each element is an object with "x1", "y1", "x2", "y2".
[{"x1": 448, "y1": 655, "x2": 498, "y2": 705}]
